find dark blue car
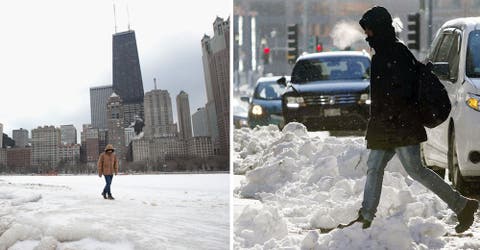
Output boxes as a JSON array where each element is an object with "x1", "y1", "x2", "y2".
[
  {"x1": 242, "y1": 76, "x2": 289, "y2": 128},
  {"x1": 280, "y1": 51, "x2": 371, "y2": 131}
]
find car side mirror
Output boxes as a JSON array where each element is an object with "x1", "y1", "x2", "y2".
[
  {"x1": 277, "y1": 76, "x2": 287, "y2": 87},
  {"x1": 431, "y1": 62, "x2": 450, "y2": 80},
  {"x1": 240, "y1": 96, "x2": 250, "y2": 102}
]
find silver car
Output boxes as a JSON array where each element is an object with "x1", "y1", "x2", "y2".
[{"x1": 422, "y1": 17, "x2": 480, "y2": 193}]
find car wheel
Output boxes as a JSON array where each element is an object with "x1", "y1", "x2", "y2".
[{"x1": 449, "y1": 130, "x2": 467, "y2": 194}]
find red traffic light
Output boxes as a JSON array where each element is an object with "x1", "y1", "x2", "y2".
[
  {"x1": 316, "y1": 44, "x2": 323, "y2": 52},
  {"x1": 263, "y1": 47, "x2": 270, "y2": 55}
]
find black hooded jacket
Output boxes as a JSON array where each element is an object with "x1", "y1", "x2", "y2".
[{"x1": 360, "y1": 6, "x2": 427, "y2": 149}]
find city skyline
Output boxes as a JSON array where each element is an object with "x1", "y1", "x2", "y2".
[{"x1": 0, "y1": 0, "x2": 230, "y2": 137}]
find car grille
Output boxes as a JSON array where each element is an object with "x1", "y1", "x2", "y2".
[{"x1": 303, "y1": 94, "x2": 359, "y2": 105}]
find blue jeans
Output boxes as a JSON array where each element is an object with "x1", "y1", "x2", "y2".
[
  {"x1": 103, "y1": 175, "x2": 113, "y2": 196},
  {"x1": 360, "y1": 144, "x2": 467, "y2": 221}
]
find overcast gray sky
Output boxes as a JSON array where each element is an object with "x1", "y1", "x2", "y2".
[{"x1": 0, "y1": 0, "x2": 230, "y2": 138}]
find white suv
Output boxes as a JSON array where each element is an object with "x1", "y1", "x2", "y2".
[{"x1": 422, "y1": 17, "x2": 480, "y2": 193}]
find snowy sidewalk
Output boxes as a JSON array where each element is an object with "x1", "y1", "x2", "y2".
[
  {"x1": 233, "y1": 124, "x2": 480, "y2": 249},
  {"x1": 0, "y1": 174, "x2": 229, "y2": 250}
]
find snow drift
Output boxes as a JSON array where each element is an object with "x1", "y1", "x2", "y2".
[{"x1": 234, "y1": 123, "x2": 478, "y2": 249}]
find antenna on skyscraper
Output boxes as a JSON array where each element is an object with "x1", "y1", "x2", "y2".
[
  {"x1": 127, "y1": 3, "x2": 131, "y2": 30},
  {"x1": 154, "y1": 78, "x2": 157, "y2": 90},
  {"x1": 113, "y1": 1, "x2": 118, "y2": 33}
]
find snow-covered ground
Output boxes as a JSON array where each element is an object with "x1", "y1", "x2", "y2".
[
  {"x1": 0, "y1": 174, "x2": 229, "y2": 250},
  {"x1": 234, "y1": 123, "x2": 480, "y2": 249}
]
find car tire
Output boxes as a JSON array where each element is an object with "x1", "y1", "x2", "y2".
[{"x1": 448, "y1": 130, "x2": 467, "y2": 194}]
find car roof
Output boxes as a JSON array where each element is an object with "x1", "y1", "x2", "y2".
[
  {"x1": 442, "y1": 17, "x2": 480, "y2": 30},
  {"x1": 297, "y1": 51, "x2": 371, "y2": 61}
]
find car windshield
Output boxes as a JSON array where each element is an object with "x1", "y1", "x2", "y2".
[
  {"x1": 291, "y1": 56, "x2": 370, "y2": 83},
  {"x1": 466, "y1": 31, "x2": 480, "y2": 78},
  {"x1": 253, "y1": 81, "x2": 285, "y2": 100}
]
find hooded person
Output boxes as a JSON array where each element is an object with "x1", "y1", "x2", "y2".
[
  {"x1": 97, "y1": 144, "x2": 119, "y2": 200},
  {"x1": 347, "y1": 6, "x2": 478, "y2": 233}
]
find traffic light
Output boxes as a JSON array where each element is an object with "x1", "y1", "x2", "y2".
[
  {"x1": 407, "y1": 13, "x2": 420, "y2": 50},
  {"x1": 287, "y1": 24, "x2": 298, "y2": 64},
  {"x1": 263, "y1": 47, "x2": 270, "y2": 64}
]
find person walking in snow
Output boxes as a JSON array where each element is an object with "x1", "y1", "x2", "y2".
[
  {"x1": 352, "y1": 6, "x2": 478, "y2": 232},
  {"x1": 98, "y1": 144, "x2": 119, "y2": 200}
]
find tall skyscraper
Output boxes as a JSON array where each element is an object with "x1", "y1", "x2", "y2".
[
  {"x1": 176, "y1": 91, "x2": 193, "y2": 140},
  {"x1": 112, "y1": 30, "x2": 144, "y2": 127},
  {"x1": 107, "y1": 93, "x2": 126, "y2": 160},
  {"x1": 201, "y1": 17, "x2": 230, "y2": 155},
  {"x1": 144, "y1": 87, "x2": 177, "y2": 138},
  {"x1": 90, "y1": 85, "x2": 113, "y2": 130},
  {"x1": 12, "y1": 128, "x2": 28, "y2": 148},
  {"x1": 192, "y1": 107, "x2": 209, "y2": 137},
  {"x1": 60, "y1": 125, "x2": 77, "y2": 145}
]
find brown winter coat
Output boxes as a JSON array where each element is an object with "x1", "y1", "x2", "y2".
[{"x1": 97, "y1": 144, "x2": 119, "y2": 175}]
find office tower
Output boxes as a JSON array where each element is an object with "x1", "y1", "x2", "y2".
[
  {"x1": 144, "y1": 87, "x2": 177, "y2": 138},
  {"x1": 90, "y1": 85, "x2": 113, "y2": 129},
  {"x1": 12, "y1": 128, "x2": 29, "y2": 148},
  {"x1": 112, "y1": 30, "x2": 144, "y2": 127},
  {"x1": 31, "y1": 126, "x2": 61, "y2": 170},
  {"x1": 176, "y1": 91, "x2": 193, "y2": 140},
  {"x1": 201, "y1": 17, "x2": 230, "y2": 155},
  {"x1": 192, "y1": 107, "x2": 210, "y2": 137},
  {"x1": 107, "y1": 93, "x2": 126, "y2": 160},
  {"x1": 60, "y1": 125, "x2": 77, "y2": 145}
]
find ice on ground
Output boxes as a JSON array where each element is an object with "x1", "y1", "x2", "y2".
[
  {"x1": 0, "y1": 174, "x2": 229, "y2": 250},
  {"x1": 234, "y1": 123, "x2": 478, "y2": 249}
]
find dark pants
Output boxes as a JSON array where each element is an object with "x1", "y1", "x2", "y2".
[{"x1": 102, "y1": 175, "x2": 113, "y2": 195}]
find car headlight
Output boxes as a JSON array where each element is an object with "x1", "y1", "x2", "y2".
[
  {"x1": 359, "y1": 93, "x2": 371, "y2": 105},
  {"x1": 286, "y1": 96, "x2": 305, "y2": 108},
  {"x1": 251, "y1": 105, "x2": 263, "y2": 115},
  {"x1": 466, "y1": 93, "x2": 480, "y2": 111},
  {"x1": 239, "y1": 119, "x2": 248, "y2": 126}
]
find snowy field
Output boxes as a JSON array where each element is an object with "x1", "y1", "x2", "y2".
[
  {"x1": 0, "y1": 174, "x2": 229, "y2": 250},
  {"x1": 234, "y1": 123, "x2": 480, "y2": 249}
]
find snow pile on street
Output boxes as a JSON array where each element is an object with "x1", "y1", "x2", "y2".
[
  {"x1": 234, "y1": 123, "x2": 474, "y2": 249},
  {"x1": 0, "y1": 174, "x2": 229, "y2": 250}
]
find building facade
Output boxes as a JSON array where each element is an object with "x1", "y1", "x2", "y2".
[
  {"x1": 60, "y1": 125, "x2": 77, "y2": 145},
  {"x1": 6, "y1": 147, "x2": 31, "y2": 173},
  {"x1": 0, "y1": 148, "x2": 6, "y2": 170},
  {"x1": 188, "y1": 136, "x2": 214, "y2": 159},
  {"x1": 90, "y1": 85, "x2": 113, "y2": 130},
  {"x1": 201, "y1": 17, "x2": 230, "y2": 155},
  {"x1": 192, "y1": 107, "x2": 210, "y2": 137},
  {"x1": 12, "y1": 128, "x2": 28, "y2": 148},
  {"x1": 0, "y1": 123, "x2": 3, "y2": 148},
  {"x1": 144, "y1": 89, "x2": 177, "y2": 138},
  {"x1": 107, "y1": 93, "x2": 126, "y2": 160},
  {"x1": 31, "y1": 126, "x2": 61, "y2": 171},
  {"x1": 176, "y1": 91, "x2": 193, "y2": 140},
  {"x1": 112, "y1": 30, "x2": 145, "y2": 127},
  {"x1": 58, "y1": 144, "x2": 80, "y2": 166},
  {"x1": 85, "y1": 127, "x2": 100, "y2": 163}
]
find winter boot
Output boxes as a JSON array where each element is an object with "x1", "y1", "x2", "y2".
[
  {"x1": 339, "y1": 211, "x2": 372, "y2": 229},
  {"x1": 107, "y1": 194, "x2": 115, "y2": 200},
  {"x1": 455, "y1": 199, "x2": 479, "y2": 233},
  {"x1": 101, "y1": 192, "x2": 107, "y2": 199}
]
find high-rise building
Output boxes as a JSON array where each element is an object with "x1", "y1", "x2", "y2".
[
  {"x1": 85, "y1": 127, "x2": 99, "y2": 163},
  {"x1": 201, "y1": 17, "x2": 230, "y2": 155},
  {"x1": 144, "y1": 88, "x2": 177, "y2": 138},
  {"x1": 107, "y1": 93, "x2": 126, "y2": 160},
  {"x1": 58, "y1": 144, "x2": 80, "y2": 166},
  {"x1": 192, "y1": 108, "x2": 210, "y2": 137},
  {"x1": 31, "y1": 126, "x2": 61, "y2": 171},
  {"x1": 176, "y1": 91, "x2": 193, "y2": 140},
  {"x1": 12, "y1": 128, "x2": 28, "y2": 148},
  {"x1": 112, "y1": 30, "x2": 144, "y2": 127},
  {"x1": 90, "y1": 85, "x2": 113, "y2": 129},
  {"x1": 0, "y1": 123, "x2": 3, "y2": 148},
  {"x1": 60, "y1": 125, "x2": 77, "y2": 145}
]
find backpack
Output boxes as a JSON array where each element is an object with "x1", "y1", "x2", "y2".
[{"x1": 414, "y1": 60, "x2": 452, "y2": 128}]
